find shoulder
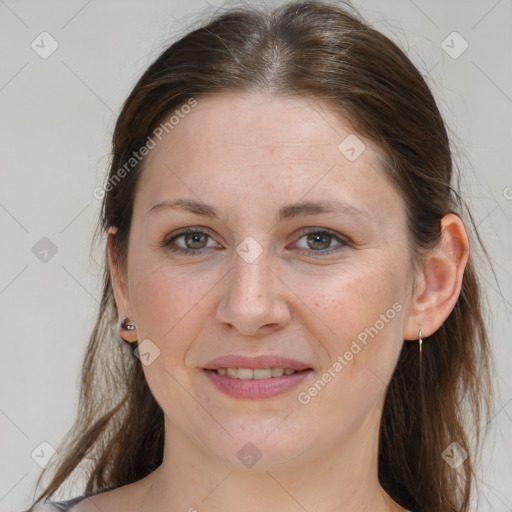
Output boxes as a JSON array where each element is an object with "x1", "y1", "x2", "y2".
[
  {"x1": 24, "y1": 473, "x2": 154, "y2": 512},
  {"x1": 20, "y1": 495, "x2": 88, "y2": 512},
  {"x1": 71, "y1": 473, "x2": 155, "y2": 512},
  {"x1": 67, "y1": 483, "x2": 142, "y2": 512}
]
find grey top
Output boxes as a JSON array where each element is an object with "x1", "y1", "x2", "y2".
[
  {"x1": 21, "y1": 495, "x2": 88, "y2": 512},
  {"x1": 21, "y1": 495, "x2": 414, "y2": 511}
]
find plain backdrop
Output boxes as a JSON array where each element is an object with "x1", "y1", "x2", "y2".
[{"x1": 1, "y1": 0, "x2": 511, "y2": 511}]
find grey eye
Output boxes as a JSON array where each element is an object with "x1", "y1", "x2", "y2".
[
  {"x1": 181, "y1": 232, "x2": 209, "y2": 249},
  {"x1": 304, "y1": 232, "x2": 333, "y2": 250}
]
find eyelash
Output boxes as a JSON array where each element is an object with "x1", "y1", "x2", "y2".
[{"x1": 162, "y1": 227, "x2": 349, "y2": 256}]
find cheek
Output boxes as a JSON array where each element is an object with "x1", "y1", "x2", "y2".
[
  {"x1": 285, "y1": 257, "x2": 406, "y2": 350},
  {"x1": 128, "y1": 259, "x2": 224, "y2": 357},
  {"x1": 288, "y1": 258, "x2": 409, "y2": 416},
  {"x1": 292, "y1": 263, "x2": 407, "y2": 430}
]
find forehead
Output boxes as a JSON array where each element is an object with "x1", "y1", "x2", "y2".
[
  {"x1": 143, "y1": 92, "x2": 375, "y2": 170},
  {"x1": 134, "y1": 92, "x2": 402, "y2": 224}
]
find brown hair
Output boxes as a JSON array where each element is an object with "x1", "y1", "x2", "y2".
[{"x1": 29, "y1": 2, "x2": 493, "y2": 511}]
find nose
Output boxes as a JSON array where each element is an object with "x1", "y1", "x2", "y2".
[{"x1": 215, "y1": 249, "x2": 291, "y2": 337}]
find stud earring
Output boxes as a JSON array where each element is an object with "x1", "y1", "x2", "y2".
[
  {"x1": 119, "y1": 317, "x2": 137, "y2": 343},
  {"x1": 121, "y1": 318, "x2": 136, "y2": 331}
]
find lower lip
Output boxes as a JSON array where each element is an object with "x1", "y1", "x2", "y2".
[{"x1": 203, "y1": 369, "x2": 313, "y2": 399}]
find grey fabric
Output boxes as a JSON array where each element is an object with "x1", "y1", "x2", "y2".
[
  {"x1": 20, "y1": 495, "x2": 415, "y2": 511},
  {"x1": 20, "y1": 495, "x2": 87, "y2": 512}
]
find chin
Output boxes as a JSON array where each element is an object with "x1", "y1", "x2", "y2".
[{"x1": 201, "y1": 417, "x2": 314, "y2": 469}]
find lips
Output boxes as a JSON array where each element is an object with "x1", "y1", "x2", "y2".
[{"x1": 202, "y1": 354, "x2": 313, "y2": 399}]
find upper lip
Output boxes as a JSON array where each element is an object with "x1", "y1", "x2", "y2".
[{"x1": 203, "y1": 355, "x2": 312, "y2": 371}]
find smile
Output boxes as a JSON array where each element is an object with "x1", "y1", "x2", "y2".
[
  {"x1": 203, "y1": 367, "x2": 313, "y2": 398},
  {"x1": 214, "y1": 367, "x2": 298, "y2": 379}
]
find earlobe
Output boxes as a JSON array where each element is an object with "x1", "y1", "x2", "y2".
[
  {"x1": 107, "y1": 226, "x2": 137, "y2": 343},
  {"x1": 404, "y1": 213, "x2": 469, "y2": 340}
]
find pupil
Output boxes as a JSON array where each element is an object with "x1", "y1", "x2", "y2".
[{"x1": 308, "y1": 233, "x2": 331, "y2": 250}]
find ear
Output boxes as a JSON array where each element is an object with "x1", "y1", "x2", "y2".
[
  {"x1": 404, "y1": 213, "x2": 470, "y2": 340},
  {"x1": 107, "y1": 226, "x2": 137, "y2": 342}
]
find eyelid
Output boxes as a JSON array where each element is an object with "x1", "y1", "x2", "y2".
[{"x1": 294, "y1": 227, "x2": 349, "y2": 243}]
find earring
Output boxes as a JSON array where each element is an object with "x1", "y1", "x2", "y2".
[
  {"x1": 121, "y1": 318, "x2": 136, "y2": 331},
  {"x1": 120, "y1": 317, "x2": 137, "y2": 343},
  {"x1": 417, "y1": 328, "x2": 424, "y2": 374}
]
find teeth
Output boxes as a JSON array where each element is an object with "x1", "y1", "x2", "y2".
[
  {"x1": 238, "y1": 368, "x2": 254, "y2": 380},
  {"x1": 271, "y1": 367, "x2": 284, "y2": 377},
  {"x1": 253, "y1": 368, "x2": 272, "y2": 379},
  {"x1": 214, "y1": 367, "x2": 298, "y2": 379}
]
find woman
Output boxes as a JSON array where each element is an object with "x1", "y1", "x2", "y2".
[{"x1": 24, "y1": 1, "x2": 493, "y2": 511}]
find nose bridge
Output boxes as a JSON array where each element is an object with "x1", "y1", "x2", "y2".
[
  {"x1": 235, "y1": 251, "x2": 270, "y2": 299},
  {"x1": 215, "y1": 244, "x2": 289, "y2": 335}
]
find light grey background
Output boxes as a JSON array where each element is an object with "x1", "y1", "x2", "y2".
[{"x1": 1, "y1": 1, "x2": 511, "y2": 511}]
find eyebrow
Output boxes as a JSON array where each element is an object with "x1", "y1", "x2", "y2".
[{"x1": 146, "y1": 197, "x2": 369, "y2": 222}]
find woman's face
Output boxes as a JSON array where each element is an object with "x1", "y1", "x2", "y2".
[{"x1": 112, "y1": 92, "x2": 417, "y2": 467}]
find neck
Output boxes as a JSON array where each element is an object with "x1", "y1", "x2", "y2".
[{"x1": 137, "y1": 407, "x2": 404, "y2": 512}]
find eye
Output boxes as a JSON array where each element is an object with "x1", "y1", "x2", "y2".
[
  {"x1": 163, "y1": 227, "x2": 349, "y2": 257},
  {"x1": 163, "y1": 228, "x2": 220, "y2": 254},
  {"x1": 292, "y1": 229, "x2": 349, "y2": 255}
]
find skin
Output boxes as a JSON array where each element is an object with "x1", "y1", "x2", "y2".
[{"x1": 75, "y1": 92, "x2": 469, "y2": 512}]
